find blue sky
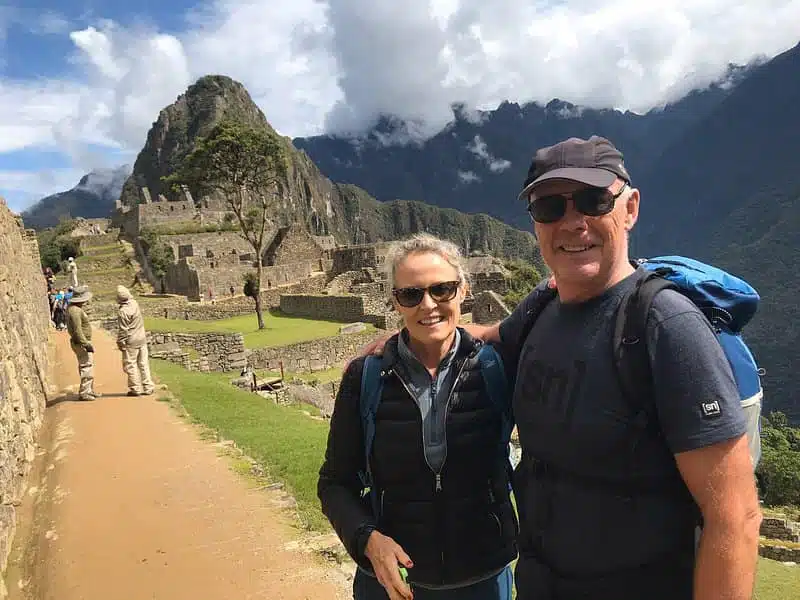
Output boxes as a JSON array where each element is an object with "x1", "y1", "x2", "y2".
[{"x1": 1, "y1": 0, "x2": 799, "y2": 214}]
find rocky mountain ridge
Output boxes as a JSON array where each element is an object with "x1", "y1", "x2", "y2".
[{"x1": 117, "y1": 75, "x2": 543, "y2": 264}]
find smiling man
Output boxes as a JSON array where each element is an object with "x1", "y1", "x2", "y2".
[{"x1": 468, "y1": 136, "x2": 762, "y2": 600}]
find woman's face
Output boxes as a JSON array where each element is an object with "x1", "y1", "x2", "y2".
[{"x1": 392, "y1": 251, "x2": 466, "y2": 348}]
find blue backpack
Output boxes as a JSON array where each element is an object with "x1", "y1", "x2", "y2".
[
  {"x1": 357, "y1": 343, "x2": 513, "y2": 517},
  {"x1": 515, "y1": 255, "x2": 764, "y2": 468}
]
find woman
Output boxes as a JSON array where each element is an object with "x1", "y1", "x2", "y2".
[{"x1": 318, "y1": 234, "x2": 517, "y2": 600}]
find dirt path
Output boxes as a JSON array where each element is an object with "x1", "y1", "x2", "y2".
[{"x1": 6, "y1": 328, "x2": 351, "y2": 600}]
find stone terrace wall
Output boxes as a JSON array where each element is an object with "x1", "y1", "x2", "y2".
[
  {"x1": 761, "y1": 516, "x2": 800, "y2": 542},
  {"x1": 0, "y1": 201, "x2": 50, "y2": 586},
  {"x1": 280, "y1": 294, "x2": 367, "y2": 323},
  {"x1": 154, "y1": 274, "x2": 329, "y2": 320},
  {"x1": 248, "y1": 331, "x2": 383, "y2": 372},
  {"x1": 146, "y1": 332, "x2": 247, "y2": 372}
]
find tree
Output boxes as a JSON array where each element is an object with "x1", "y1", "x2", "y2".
[
  {"x1": 502, "y1": 258, "x2": 544, "y2": 309},
  {"x1": 165, "y1": 120, "x2": 289, "y2": 329}
]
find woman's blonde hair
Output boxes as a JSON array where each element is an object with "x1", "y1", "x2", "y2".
[{"x1": 384, "y1": 233, "x2": 470, "y2": 296}]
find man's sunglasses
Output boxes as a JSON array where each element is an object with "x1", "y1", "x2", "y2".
[
  {"x1": 392, "y1": 281, "x2": 461, "y2": 308},
  {"x1": 527, "y1": 183, "x2": 628, "y2": 224}
]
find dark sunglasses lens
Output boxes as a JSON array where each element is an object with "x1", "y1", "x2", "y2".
[
  {"x1": 429, "y1": 281, "x2": 459, "y2": 302},
  {"x1": 574, "y1": 188, "x2": 615, "y2": 216},
  {"x1": 529, "y1": 195, "x2": 566, "y2": 223},
  {"x1": 395, "y1": 288, "x2": 424, "y2": 307}
]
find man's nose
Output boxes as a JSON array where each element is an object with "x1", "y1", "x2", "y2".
[{"x1": 560, "y1": 199, "x2": 588, "y2": 230}]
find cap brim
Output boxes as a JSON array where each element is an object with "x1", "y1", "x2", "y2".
[{"x1": 517, "y1": 167, "x2": 618, "y2": 201}]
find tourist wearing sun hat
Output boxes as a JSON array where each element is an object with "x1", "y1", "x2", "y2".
[{"x1": 66, "y1": 285, "x2": 97, "y2": 400}]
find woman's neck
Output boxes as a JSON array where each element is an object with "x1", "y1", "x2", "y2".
[{"x1": 407, "y1": 331, "x2": 456, "y2": 375}]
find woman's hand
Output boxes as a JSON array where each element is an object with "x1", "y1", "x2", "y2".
[{"x1": 364, "y1": 530, "x2": 414, "y2": 600}]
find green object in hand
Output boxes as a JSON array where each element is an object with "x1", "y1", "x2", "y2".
[{"x1": 399, "y1": 566, "x2": 408, "y2": 583}]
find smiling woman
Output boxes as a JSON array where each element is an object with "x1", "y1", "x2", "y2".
[{"x1": 318, "y1": 232, "x2": 517, "y2": 600}]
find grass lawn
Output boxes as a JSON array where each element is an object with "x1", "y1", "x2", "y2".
[
  {"x1": 151, "y1": 359, "x2": 331, "y2": 531},
  {"x1": 259, "y1": 366, "x2": 344, "y2": 386},
  {"x1": 145, "y1": 309, "x2": 376, "y2": 348},
  {"x1": 755, "y1": 557, "x2": 800, "y2": 599}
]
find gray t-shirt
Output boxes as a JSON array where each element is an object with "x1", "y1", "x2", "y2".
[
  {"x1": 499, "y1": 272, "x2": 746, "y2": 467},
  {"x1": 497, "y1": 272, "x2": 748, "y2": 574}
]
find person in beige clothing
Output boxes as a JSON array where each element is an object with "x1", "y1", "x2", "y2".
[
  {"x1": 66, "y1": 286, "x2": 97, "y2": 400},
  {"x1": 116, "y1": 285, "x2": 155, "y2": 396}
]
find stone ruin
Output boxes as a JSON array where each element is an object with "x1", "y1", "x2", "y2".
[{"x1": 112, "y1": 188, "x2": 513, "y2": 326}]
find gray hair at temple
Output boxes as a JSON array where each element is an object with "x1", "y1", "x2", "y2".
[{"x1": 384, "y1": 233, "x2": 470, "y2": 295}]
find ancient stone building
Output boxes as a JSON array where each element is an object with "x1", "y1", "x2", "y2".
[
  {"x1": 163, "y1": 223, "x2": 335, "y2": 301},
  {"x1": 0, "y1": 200, "x2": 50, "y2": 586}
]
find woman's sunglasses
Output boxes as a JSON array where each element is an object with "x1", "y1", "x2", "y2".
[
  {"x1": 527, "y1": 183, "x2": 628, "y2": 224},
  {"x1": 392, "y1": 281, "x2": 461, "y2": 308}
]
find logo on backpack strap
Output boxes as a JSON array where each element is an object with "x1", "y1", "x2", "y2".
[{"x1": 701, "y1": 400, "x2": 722, "y2": 419}]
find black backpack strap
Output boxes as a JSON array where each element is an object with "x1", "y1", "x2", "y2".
[
  {"x1": 512, "y1": 280, "x2": 558, "y2": 372},
  {"x1": 613, "y1": 269, "x2": 677, "y2": 444}
]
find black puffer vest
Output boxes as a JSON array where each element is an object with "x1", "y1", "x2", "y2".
[{"x1": 367, "y1": 330, "x2": 518, "y2": 587}]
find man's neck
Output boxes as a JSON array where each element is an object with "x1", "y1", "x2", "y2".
[{"x1": 556, "y1": 261, "x2": 636, "y2": 304}]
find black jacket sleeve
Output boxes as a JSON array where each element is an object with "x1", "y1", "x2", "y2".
[{"x1": 317, "y1": 356, "x2": 376, "y2": 567}]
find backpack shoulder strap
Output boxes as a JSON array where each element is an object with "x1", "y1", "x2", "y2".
[
  {"x1": 358, "y1": 355, "x2": 385, "y2": 517},
  {"x1": 510, "y1": 280, "x2": 558, "y2": 372},
  {"x1": 613, "y1": 270, "x2": 677, "y2": 431},
  {"x1": 477, "y1": 344, "x2": 513, "y2": 444}
]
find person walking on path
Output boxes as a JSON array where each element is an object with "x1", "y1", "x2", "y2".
[
  {"x1": 66, "y1": 257, "x2": 79, "y2": 287},
  {"x1": 66, "y1": 285, "x2": 96, "y2": 400},
  {"x1": 116, "y1": 285, "x2": 155, "y2": 396}
]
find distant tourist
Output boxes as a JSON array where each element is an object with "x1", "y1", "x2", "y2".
[
  {"x1": 66, "y1": 286, "x2": 97, "y2": 400},
  {"x1": 66, "y1": 257, "x2": 79, "y2": 287},
  {"x1": 318, "y1": 233, "x2": 516, "y2": 600},
  {"x1": 115, "y1": 285, "x2": 155, "y2": 397}
]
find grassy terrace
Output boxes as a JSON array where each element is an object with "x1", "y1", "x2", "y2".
[
  {"x1": 145, "y1": 309, "x2": 376, "y2": 348},
  {"x1": 151, "y1": 359, "x2": 331, "y2": 531}
]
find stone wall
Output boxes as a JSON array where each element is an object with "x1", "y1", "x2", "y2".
[
  {"x1": 331, "y1": 243, "x2": 390, "y2": 274},
  {"x1": 248, "y1": 331, "x2": 383, "y2": 372},
  {"x1": 0, "y1": 201, "x2": 50, "y2": 587},
  {"x1": 147, "y1": 332, "x2": 247, "y2": 372},
  {"x1": 759, "y1": 542, "x2": 800, "y2": 563},
  {"x1": 280, "y1": 294, "x2": 367, "y2": 323},
  {"x1": 163, "y1": 231, "x2": 252, "y2": 262},
  {"x1": 471, "y1": 291, "x2": 511, "y2": 325},
  {"x1": 266, "y1": 224, "x2": 326, "y2": 266},
  {"x1": 761, "y1": 516, "x2": 800, "y2": 542}
]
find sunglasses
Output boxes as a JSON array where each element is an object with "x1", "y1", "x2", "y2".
[
  {"x1": 392, "y1": 281, "x2": 461, "y2": 308},
  {"x1": 527, "y1": 183, "x2": 628, "y2": 224}
]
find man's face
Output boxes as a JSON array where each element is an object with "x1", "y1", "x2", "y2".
[{"x1": 529, "y1": 178, "x2": 638, "y2": 298}]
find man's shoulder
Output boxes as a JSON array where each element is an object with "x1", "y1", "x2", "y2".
[{"x1": 646, "y1": 287, "x2": 705, "y2": 331}]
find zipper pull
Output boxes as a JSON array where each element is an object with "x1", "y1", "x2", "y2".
[{"x1": 435, "y1": 473, "x2": 442, "y2": 492}]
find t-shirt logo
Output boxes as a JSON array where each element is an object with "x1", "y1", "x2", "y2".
[{"x1": 701, "y1": 400, "x2": 722, "y2": 418}]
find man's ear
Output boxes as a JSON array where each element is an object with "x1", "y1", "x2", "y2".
[{"x1": 625, "y1": 188, "x2": 640, "y2": 231}]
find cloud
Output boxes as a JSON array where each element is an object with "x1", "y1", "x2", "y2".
[
  {"x1": 457, "y1": 170, "x2": 480, "y2": 184},
  {"x1": 467, "y1": 135, "x2": 511, "y2": 172},
  {"x1": 3, "y1": 0, "x2": 800, "y2": 209},
  {"x1": 0, "y1": 167, "x2": 86, "y2": 213}
]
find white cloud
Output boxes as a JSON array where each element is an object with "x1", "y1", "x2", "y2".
[
  {"x1": 3, "y1": 0, "x2": 800, "y2": 208},
  {"x1": 467, "y1": 135, "x2": 511, "y2": 172},
  {"x1": 457, "y1": 170, "x2": 480, "y2": 183},
  {"x1": 0, "y1": 167, "x2": 85, "y2": 213}
]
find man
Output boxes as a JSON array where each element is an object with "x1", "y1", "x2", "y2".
[
  {"x1": 467, "y1": 136, "x2": 762, "y2": 599},
  {"x1": 115, "y1": 285, "x2": 155, "y2": 397},
  {"x1": 66, "y1": 285, "x2": 97, "y2": 400},
  {"x1": 66, "y1": 256, "x2": 79, "y2": 287}
]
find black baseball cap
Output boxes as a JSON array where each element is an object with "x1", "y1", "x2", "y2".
[{"x1": 518, "y1": 135, "x2": 631, "y2": 202}]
